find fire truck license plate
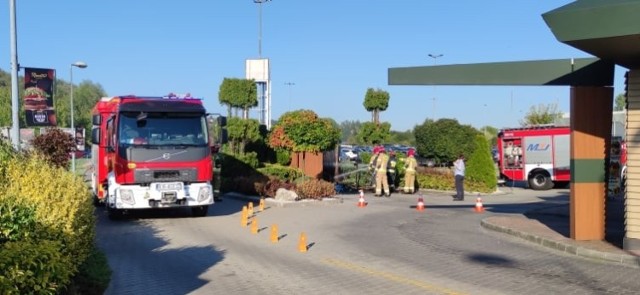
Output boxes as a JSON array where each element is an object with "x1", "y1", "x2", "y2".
[{"x1": 161, "y1": 192, "x2": 177, "y2": 204}]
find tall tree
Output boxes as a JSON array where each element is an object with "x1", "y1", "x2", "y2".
[
  {"x1": 363, "y1": 88, "x2": 389, "y2": 124},
  {"x1": 614, "y1": 93, "x2": 626, "y2": 111},
  {"x1": 413, "y1": 118, "x2": 477, "y2": 164},
  {"x1": 389, "y1": 129, "x2": 415, "y2": 146},
  {"x1": 339, "y1": 120, "x2": 362, "y2": 144},
  {"x1": 356, "y1": 122, "x2": 391, "y2": 145},
  {"x1": 520, "y1": 103, "x2": 563, "y2": 126},
  {"x1": 218, "y1": 78, "x2": 257, "y2": 119},
  {"x1": 226, "y1": 117, "x2": 261, "y2": 155}
]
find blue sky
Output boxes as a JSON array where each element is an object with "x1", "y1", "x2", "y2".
[{"x1": 0, "y1": 1, "x2": 627, "y2": 131}]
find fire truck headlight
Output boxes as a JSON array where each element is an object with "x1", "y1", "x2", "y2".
[
  {"x1": 197, "y1": 186, "x2": 212, "y2": 203},
  {"x1": 120, "y1": 189, "x2": 135, "y2": 205}
]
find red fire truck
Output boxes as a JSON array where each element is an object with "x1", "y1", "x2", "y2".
[
  {"x1": 497, "y1": 125, "x2": 626, "y2": 192},
  {"x1": 90, "y1": 94, "x2": 225, "y2": 218},
  {"x1": 497, "y1": 125, "x2": 571, "y2": 190}
]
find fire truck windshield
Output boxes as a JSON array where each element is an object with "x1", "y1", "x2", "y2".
[{"x1": 118, "y1": 112, "x2": 209, "y2": 148}]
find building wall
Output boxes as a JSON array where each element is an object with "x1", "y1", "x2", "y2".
[{"x1": 626, "y1": 70, "x2": 640, "y2": 249}]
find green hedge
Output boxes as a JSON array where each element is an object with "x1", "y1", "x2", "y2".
[{"x1": 0, "y1": 142, "x2": 96, "y2": 294}]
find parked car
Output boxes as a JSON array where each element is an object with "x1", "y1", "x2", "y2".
[{"x1": 339, "y1": 148, "x2": 359, "y2": 162}]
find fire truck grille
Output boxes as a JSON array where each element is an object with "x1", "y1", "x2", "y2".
[{"x1": 135, "y1": 169, "x2": 197, "y2": 183}]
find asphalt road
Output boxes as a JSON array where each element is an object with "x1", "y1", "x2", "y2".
[{"x1": 96, "y1": 187, "x2": 640, "y2": 295}]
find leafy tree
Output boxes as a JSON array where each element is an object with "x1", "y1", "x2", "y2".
[
  {"x1": 413, "y1": 118, "x2": 477, "y2": 164},
  {"x1": 520, "y1": 103, "x2": 562, "y2": 126},
  {"x1": 218, "y1": 78, "x2": 257, "y2": 119},
  {"x1": 0, "y1": 87, "x2": 11, "y2": 127},
  {"x1": 226, "y1": 117, "x2": 261, "y2": 155},
  {"x1": 0, "y1": 69, "x2": 105, "y2": 142},
  {"x1": 339, "y1": 120, "x2": 362, "y2": 144},
  {"x1": 356, "y1": 122, "x2": 391, "y2": 145},
  {"x1": 465, "y1": 134, "x2": 497, "y2": 191},
  {"x1": 268, "y1": 110, "x2": 341, "y2": 153},
  {"x1": 614, "y1": 93, "x2": 626, "y2": 111},
  {"x1": 54, "y1": 80, "x2": 107, "y2": 146},
  {"x1": 389, "y1": 129, "x2": 415, "y2": 146},
  {"x1": 363, "y1": 88, "x2": 389, "y2": 124},
  {"x1": 481, "y1": 125, "x2": 498, "y2": 147}
]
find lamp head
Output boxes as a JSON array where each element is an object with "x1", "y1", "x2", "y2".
[{"x1": 71, "y1": 61, "x2": 88, "y2": 69}]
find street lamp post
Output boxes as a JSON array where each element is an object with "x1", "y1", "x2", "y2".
[
  {"x1": 70, "y1": 61, "x2": 87, "y2": 173},
  {"x1": 428, "y1": 53, "x2": 443, "y2": 120},
  {"x1": 253, "y1": 0, "x2": 272, "y2": 57},
  {"x1": 284, "y1": 82, "x2": 295, "y2": 110}
]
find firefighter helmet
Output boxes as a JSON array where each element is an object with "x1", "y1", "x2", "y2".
[{"x1": 407, "y1": 149, "x2": 415, "y2": 157}]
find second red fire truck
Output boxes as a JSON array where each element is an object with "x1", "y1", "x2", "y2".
[{"x1": 497, "y1": 125, "x2": 626, "y2": 192}]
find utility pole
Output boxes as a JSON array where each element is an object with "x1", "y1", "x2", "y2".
[
  {"x1": 9, "y1": 0, "x2": 20, "y2": 149},
  {"x1": 284, "y1": 82, "x2": 295, "y2": 111},
  {"x1": 428, "y1": 53, "x2": 443, "y2": 120},
  {"x1": 254, "y1": 0, "x2": 272, "y2": 57}
]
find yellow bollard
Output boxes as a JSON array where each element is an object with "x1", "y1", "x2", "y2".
[
  {"x1": 298, "y1": 232, "x2": 308, "y2": 253},
  {"x1": 259, "y1": 198, "x2": 265, "y2": 212},
  {"x1": 241, "y1": 206, "x2": 248, "y2": 227},
  {"x1": 251, "y1": 217, "x2": 258, "y2": 234},
  {"x1": 248, "y1": 202, "x2": 254, "y2": 216},
  {"x1": 270, "y1": 224, "x2": 279, "y2": 243}
]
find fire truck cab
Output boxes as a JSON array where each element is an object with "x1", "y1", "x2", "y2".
[{"x1": 90, "y1": 94, "x2": 221, "y2": 218}]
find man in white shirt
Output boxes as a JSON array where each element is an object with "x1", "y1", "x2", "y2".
[{"x1": 453, "y1": 154, "x2": 465, "y2": 201}]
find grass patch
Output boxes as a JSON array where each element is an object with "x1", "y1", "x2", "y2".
[{"x1": 65, "y1": 245, "x2": 112, "y2": 295}]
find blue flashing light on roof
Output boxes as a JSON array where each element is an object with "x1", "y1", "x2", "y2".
[{"x1": 162, "y1": 92, "x2": 201, "y2": 100}]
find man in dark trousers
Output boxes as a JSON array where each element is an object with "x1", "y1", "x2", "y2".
[{"x1": 453, "y1": 154, "x2": 465, "y2": 201}]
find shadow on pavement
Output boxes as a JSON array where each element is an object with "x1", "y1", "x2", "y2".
[{"x1": 96, "y1": 210, "x2": 226, "y2": 294}]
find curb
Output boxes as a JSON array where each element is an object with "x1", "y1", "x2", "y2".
[
  {"x1": 480, "y1": 218, "x2": 640, "y2": 268},
  {"x1": 222, "y1": 192, "x2": 344, "y2": 208}
]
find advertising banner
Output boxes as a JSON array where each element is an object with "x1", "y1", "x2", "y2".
[{"x1": 24, "y1": 67, "x2": 57, "y2": 126}]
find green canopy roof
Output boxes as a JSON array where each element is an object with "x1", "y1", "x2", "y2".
[{"x1": 543, "y1": 0, "x2": 640, "y2": 69}]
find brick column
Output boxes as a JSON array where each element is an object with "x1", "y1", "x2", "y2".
[
  {"x1": 570, "y1": 86, "x2": 613, "y2": 240},
  {"x1": 625, "y1": 70, "x2": 640, "y2": 251}
]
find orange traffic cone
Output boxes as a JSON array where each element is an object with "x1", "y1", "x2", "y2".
[
  {"x1": 357, "y1": 190, "x2": 367, "y2": 207},
  {"x1": 416, "y1": 197, "x2": 425, "y2": 211},
  {"x1": 251, "y1": 217, "x2": 259, "y2": 234},
  {"x1": 259, "y1": 198, "x2": 265, "y2": 212},
  {"x1": 248, "y1": 202, "x2": 254, "y2": 216},
  {"x1": 270, "y1": 224, "x2": 279, "y2": 243},
  {"x1": 241, "y1": 206, "x2": 248, "y2": 227},
  {"x1": 298, "y1": 232, "x2": 308, "y2": 253},
  {"x1": 475, "y1": 196, "x2": 485, "y2": 213}
]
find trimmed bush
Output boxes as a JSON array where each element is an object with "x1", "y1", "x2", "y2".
[
  {"x1": 0, "y1": 240, "x2": 73, "y2": 294},
  {"x1": 415, "y1": 167, "x2": 494, "y2": 193},
  {"x1": 257, "y1": 164, "x2": 304, "y2": 182},
  {"x1": 275, "y1": 149, "x2": 291, "y2": 166},
  {"x1": 296, "y1": 179, "x2": 336, "y2": 200},
  {"x1": 465, "y1": 134, "x2": 497, "y2": 192},
  {"x1": 258, "y1": 176, "x2": 297, "y2": 198},
  {"x1": 0, "y1": 199, "x2": 38, "y2": 243},
  {"x1": 0, "y1": 151, "x2": 95, "y2": 294},
  {"x1": 30, "y1": 127, "x2": 75, "y2": 169}
]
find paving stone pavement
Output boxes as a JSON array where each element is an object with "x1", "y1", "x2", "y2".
[
  {"x1": 227, "y1": 188, "x2": 640, "y2": 269},
  {"x1": 97, "y1": 188, "x2": 640, "y2": 294}
]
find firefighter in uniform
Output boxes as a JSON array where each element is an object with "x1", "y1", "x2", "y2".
[
  {"x1": 368, "y1": 146, "x2": 381, "y2": 188},
  {"x1": 403, "y1": 148, "x2": 418, "y2": 194},
  {"x1": 387, "y1": 151, "x2": 397, "y2": 192},
  {"x1": 374, "y1": 148, "x2": 391, "y2": 197}
]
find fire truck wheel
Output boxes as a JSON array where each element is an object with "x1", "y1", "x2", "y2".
[
  {"x1": 107, "y1": 207, "x2": 124, "y2": 220},
  {"x1": 528, "y1": 172, "x2": 552, "y2": 190},
  {"x1": 191, "y1": 205, "x2": 209, "y2": 217}
]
